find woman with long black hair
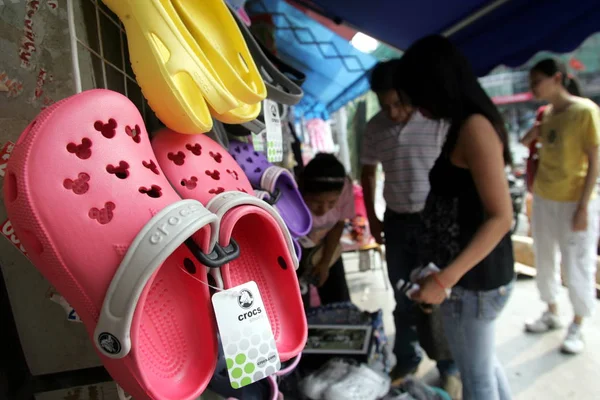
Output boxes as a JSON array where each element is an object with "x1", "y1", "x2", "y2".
[{"x1": 395, "y1": 35, "x2": 515, "y2": 400}]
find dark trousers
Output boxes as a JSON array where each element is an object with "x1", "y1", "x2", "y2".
[
  {"x1": 317, "y1": 257, "x2": 350, "y2": 305},
  {"x1": 384, "y1": 210, "x2": 456, "y2": 376},
  {"x1": 298, "y1": 254, "x2": 351, "y2": 307}
]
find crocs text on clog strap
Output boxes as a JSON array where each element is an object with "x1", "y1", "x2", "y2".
[{"x1": 94, "y1": 199, "x2": 218, "y2": 359}]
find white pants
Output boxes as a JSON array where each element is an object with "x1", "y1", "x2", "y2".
[{"x1": 532, "y1": 195, "x2": 599, "y2": 317}]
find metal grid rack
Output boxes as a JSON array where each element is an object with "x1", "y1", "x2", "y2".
[
  {"x1": 67, "y1": 0, "x2": 161, "y2": 131},
  {"x1": 4, "y1": 2, "x2": 159, "y2": 399}
]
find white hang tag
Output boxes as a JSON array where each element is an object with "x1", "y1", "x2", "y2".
[
  {"x1": 212, "y1": 281, "x2": 281, "y2": 389},
  {"x1": 263, "y1": 99, "x2": 283, "y2": 162},
  {"x1": 253, "y1": 128, "x2": 267, "y2": 153}
]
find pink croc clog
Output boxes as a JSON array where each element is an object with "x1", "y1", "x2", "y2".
[
  {"x1": 4, "y1": 89, "x2": 219, "y2": 400},
  {"x1": 151, "y1": 129, "x2": 307, "y2": 362}
]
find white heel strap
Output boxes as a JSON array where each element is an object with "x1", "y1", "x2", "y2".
[
  {"x1": 94, "y1": 200, "x2": 218, "y2": 358},
  {"x1": 206, "y1": 192, "x2": 298, "y2": 269}
]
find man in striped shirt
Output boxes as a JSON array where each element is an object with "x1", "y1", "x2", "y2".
[{"x1": 361, "y1": 60, "x2": 460, "y2": 395}]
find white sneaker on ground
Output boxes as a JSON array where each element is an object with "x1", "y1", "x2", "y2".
[
  {"x1": 301, "y1": 359, "x2": 353, "y2": 399},
  {"x1": 561, "y1": 323, "x2": 584, "y2": 354},
  {"x1": 525, "y1": 311, "x2": 563, "y2": 333},
  {"x1": 324, "y1": 364, "x2": 391, "y2": 400}
]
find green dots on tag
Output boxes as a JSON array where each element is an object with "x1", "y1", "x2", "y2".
[
  {"x1": 244, "y1": 363, "x2": 255, "y2": 374},
  {"x1": 235, "y1": 354, "x2": 247, "y2": 365},
  {"x1": 226, "y1": 358, "x2": 234, "y2": 369},
  {"x1": 231, "y1": 367, "x2": 243, "y2": 379},
  {"x1": 241, "y1": 377, "x2": 252, "y2": 387},
  {"x1": 231, "y1": 382, "x2": 240, "y2": 389}
]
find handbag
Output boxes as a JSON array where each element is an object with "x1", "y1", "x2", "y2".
[{"x1": 526, "y1": 106, "x2": 547, "y2": 192}]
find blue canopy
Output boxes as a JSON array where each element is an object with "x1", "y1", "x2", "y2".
[
  {"x1": 293, "y1": 0, "x2": 600, "y2": 75},
  {"x1": 247, "y1": 0, "x2": 600, "y2": 117},
  {"x1": 247, "y1": 0, "x2": 378, "y2": 119}
]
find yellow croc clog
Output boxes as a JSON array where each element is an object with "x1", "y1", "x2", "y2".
[
  {"x1": 172, "y1": 0, "x2": 266, "y2": 107},
  {"x1": 211, "y1": 101, "x2": 262, "y2": 125},
  {"x1": 102, "y1": 0, "x2": 239, "y2": 134}
]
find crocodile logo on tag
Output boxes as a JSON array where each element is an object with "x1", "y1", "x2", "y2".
[{"x1": 238, "y1": 289, "x2": 254, "y2": 309}]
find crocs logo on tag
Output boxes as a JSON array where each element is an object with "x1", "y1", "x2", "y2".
[
  {"x1": 149, "y1": 204, "x2": 202, "y2": 245},
  {"x1": 269, "y1": 104, "x2": 278, "y2": 118},
  {"x1": 98, "y1": 332, "x2": 121, "y2": 355},
  {"x1": 238, "y1": 289, "x2": 254, "y2": 309},
  {"x1": 237, "y1": 289, "x2": 264, "y2": 321}
]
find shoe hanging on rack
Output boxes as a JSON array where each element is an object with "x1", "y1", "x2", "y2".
[
  {"x1": 102, "y1": 0, "x2": 266, "y2": 134},
  {"x1": 4, "y1": 89, "x2": 221, "y2": 400},
  {"x1": 151, "y1": 129, "x2": 307, "y2": 362},
  {"x1": 228, "y1": 3, "x2": 305, "y2": 106},
  {"x1": 228, "y1": 140, "x2": 313, "y2": 238}
]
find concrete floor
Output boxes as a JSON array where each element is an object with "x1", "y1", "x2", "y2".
[{"x1": 344, "y1": 253, "x2": 600, "y2": 399}]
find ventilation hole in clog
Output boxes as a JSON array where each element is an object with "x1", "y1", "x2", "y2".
[
  {"x1": 139, "y1": 185, "x2": 162, "y2": 198},
  {"x1": 63, "y1": 173, "x2": 90, "y2": 195},
  {"x1": 241, "y1": 165, "x2": 246, "y2": 171},
  {"x1": 209, "y1": 151, "x2": 222, "y2": 163},
  {"x1": 94, "y1": 119, "x2": 117, "y2": 139},
  {"x1": 89, "y1": 202, "x2": 115, "y2": 225},
  {"x1": 254, "y1": 167, "x2": 261, "y2": 173},
  {"x1": 205, "y1": 170, "x2": 220, "y2": 180},
  {"x1": 231, "y1": 154, "x2": 237, "y2": 161},
  {"x1": 21, "y1": 230, "x2": 43, "y2": 255},
  {"x1": 17, "y1": 119, "x2": 36, "y2": 145},
  {"x1": 167, "y1": 151, "x2": 185, "y2": 166},
  {"x1": 142, "y1": 160, "x2": 160, "y2": 175},
  {"x1": 226, "y1": 169, "x2": 239, "y2": 180},
  {"x1": 106, "y1": 161, "x2": 130, "y2": 179},
  {"x1": 183, "y1": 258, "x2": 196, "y2": 274},
  {"x1": 237, "y1": 188, "x2": 247, "y2": 193},
  {"x1": 246, "y1": 157, "x2": 253, "y2": 163},
  {"x1": 208, "y1": 187, "x2": 225, "y2": 195},
  {"x1": 66, "y1": 138, "x2": 92, "y2": 160},
  {"x1": 125, "y1": 125, "x2": 141, "y2": 144},
  {"x1": 181, "y1": 176, "x2": 198, "y2": 189},
  {"x1": 5, "y1": 172, "x2": 17, "y2": 202},
  {"x1": 277, "y1": 256, "x2": 288, "y2": 270},
  {"x1": 186, "y1": 143, "x2": 202, "y2": 156},
  {"x1": 242, "y1": 145, "x2": 249, "y2": 151}
]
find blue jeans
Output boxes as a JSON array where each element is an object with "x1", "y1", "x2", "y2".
[
  {"x1": 384, "y1": 210, "x2": 456, "y2": 376},
  {"x1": 440, "y1": 282, "x2": 514, "y2": 400}
]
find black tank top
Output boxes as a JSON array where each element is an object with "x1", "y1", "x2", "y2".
[{"x1": 420, "y1": 153, "x2": 515, "y2": 291}]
